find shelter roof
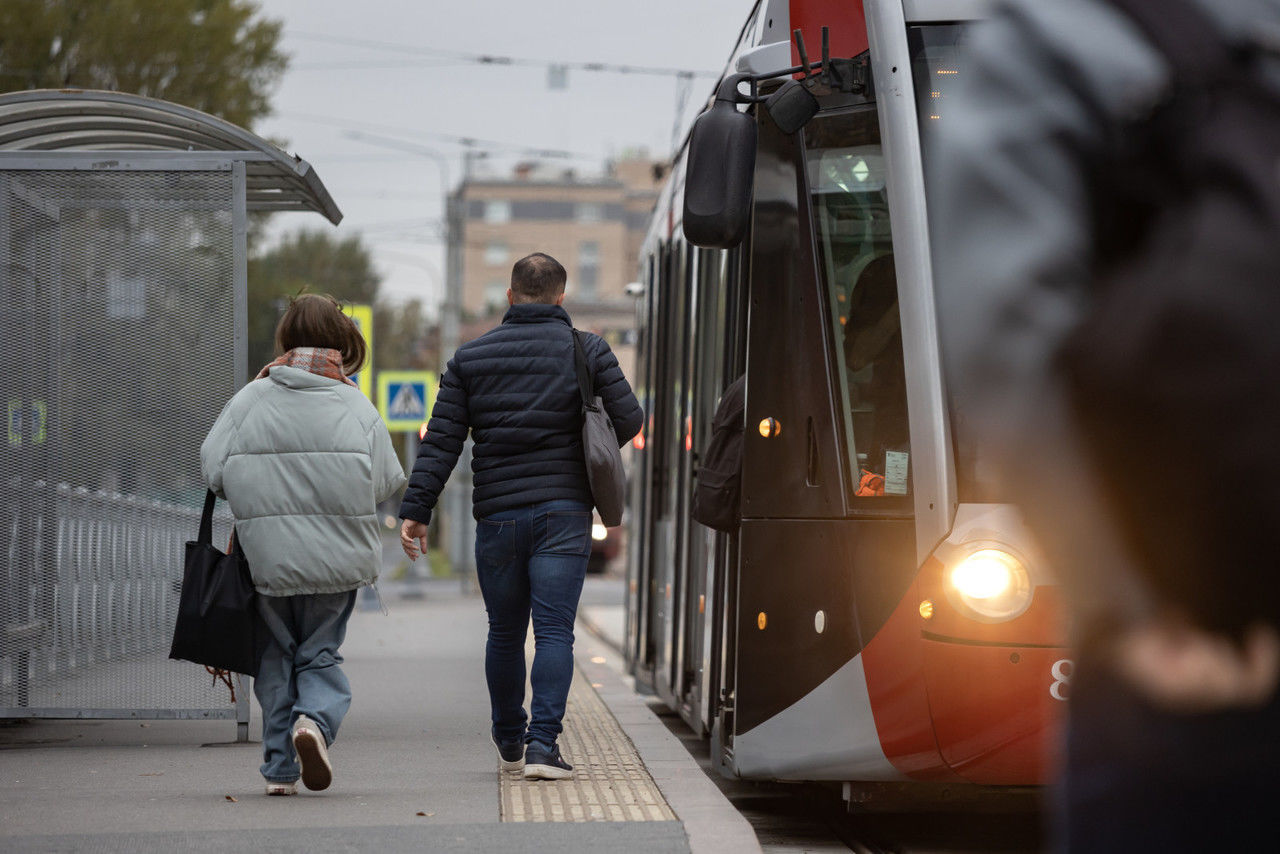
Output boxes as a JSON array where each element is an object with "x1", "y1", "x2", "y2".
[{"x1": 0, "y1": 89, "x2": 341, "y2": 224}]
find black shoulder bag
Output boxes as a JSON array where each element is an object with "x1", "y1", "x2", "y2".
[
  {"x1": 691, "y1": 376, "x2": 746, "y2": 533},
  {"x1": 169, "y1": 490, "x2": 260, "y2": 675}
]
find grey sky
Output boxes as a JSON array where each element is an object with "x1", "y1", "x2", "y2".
[{"x1": 254, "y1": 0, "x2": 753, "y2": 308}]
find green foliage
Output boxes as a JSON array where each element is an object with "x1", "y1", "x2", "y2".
[
  {"x1": 0, "y1": 0, "x2": 286, "y2": 131},
  {"x1": 374, "y1": 297, "x2": 435, "y2": 376},
  {"x1": 247, "y1": 229, "x2": 434, "y2": 387},
  {"x1": 247, "y1": 229, "x2": 381, "y2": 374}
]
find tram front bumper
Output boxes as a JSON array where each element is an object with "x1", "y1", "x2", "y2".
[{"x1": 920, "y1": 638, "x2": 1068, "y2": 785}]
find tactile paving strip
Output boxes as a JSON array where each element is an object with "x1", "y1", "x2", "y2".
[{"x1": 500, "y1": 664, "x2": 676, "y2": 822}]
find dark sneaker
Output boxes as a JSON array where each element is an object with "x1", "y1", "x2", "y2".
[
  {"x1": 492, "y1": 735, "x2": 525, "y2": 772},
  {"x1": 523, "y1": 742, "x2": 573, "y2": 780}
]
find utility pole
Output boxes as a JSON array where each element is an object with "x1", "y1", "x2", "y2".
[
  {"x1": 342, "y1": 130, "x2": 472, "y2": 586},
  {"x1": 445, "y1": 140, "x2": 484, "y2": 592}
]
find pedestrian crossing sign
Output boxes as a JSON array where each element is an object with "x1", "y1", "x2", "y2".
[{"x1": 377, "y1": 370, "x2": 437, "y2": 432}]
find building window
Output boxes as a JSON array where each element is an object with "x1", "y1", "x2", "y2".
[
  {"x1": 484, "y1": 241, "x2": 508, "y2": 266},
  {"x1": 485, "y1": 280, "x2": 506, "y2": 310},
  {"x1": 575, "y1": 202, "x2": 604, "y2": 223},
  {"x1": 577, "y1": 241, "x2": 600, "y2": 301},
  {"x1": 484, "y1": 200, "x2": 511, "y2": 224}
]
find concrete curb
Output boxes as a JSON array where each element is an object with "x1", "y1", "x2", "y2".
[{"x1": 574, "y1": 620, "x2": 762, "y2": 854}]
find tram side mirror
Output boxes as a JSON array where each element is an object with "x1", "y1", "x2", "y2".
[
  {"x1": 765, "y1": 79, "x2": 820, "y2": 135},
  {"x1": 683, "y1": 95, "x2": 757, "y2": 249}
]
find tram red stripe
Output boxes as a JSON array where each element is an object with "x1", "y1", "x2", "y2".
[{"x1": 789, "y1": 0, "x2": 869, "y2": 69}]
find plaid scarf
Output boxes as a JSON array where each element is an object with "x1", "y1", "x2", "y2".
[{"x1": 256, "y1": 347, "x2": 357, "y2": 387}]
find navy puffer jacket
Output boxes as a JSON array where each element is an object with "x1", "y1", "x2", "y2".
[{"x1": 399, "y1": 303, "x2": 643, "y2": 524}]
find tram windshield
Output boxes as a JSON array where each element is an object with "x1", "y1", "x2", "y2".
[
  {"x1": 908, "y1": 22, "x2": 998, "y2": 503},
  {"x1": 805, "y1": 110, "x2": 911, "y2": 501}
]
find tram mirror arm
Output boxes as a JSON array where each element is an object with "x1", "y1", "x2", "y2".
[
  {"x1": 681, "y1": 26, "x2": 869, "y2": 249},
  {"x1": 768, "y1": 28, "x2": 870, "y2": 134}
]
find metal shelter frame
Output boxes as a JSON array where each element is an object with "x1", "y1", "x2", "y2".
[{"x1": 0, "y1": 90, "x2": 342, "y2": 739}]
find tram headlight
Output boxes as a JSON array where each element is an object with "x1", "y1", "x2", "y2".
[{"x1": 947, "y1": 548, "x2": 1033, "y2": 622}]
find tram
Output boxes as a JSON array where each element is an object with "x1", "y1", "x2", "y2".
[{"x1": 626, "y1": 0, "x2": 1068, "y2": 791}]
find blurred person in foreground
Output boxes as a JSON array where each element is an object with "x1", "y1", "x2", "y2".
[
  {"x1": 929, "y1": 0, "x2": 1280, "y2": 850},
  {"x1": 398, "y1": 253, "x2": 642, "y2": 780}
]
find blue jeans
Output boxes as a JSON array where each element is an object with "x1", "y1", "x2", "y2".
[
  {"x1": 253, "y1": 590, "x2": 357, "y2": 783},
  {"x1": 475, "y1": 499, "x2": 592, "y2": 749}
]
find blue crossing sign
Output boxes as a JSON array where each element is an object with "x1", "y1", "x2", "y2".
[{"x1": 377, "y1": 371, "x2": 437, "y2": 432}]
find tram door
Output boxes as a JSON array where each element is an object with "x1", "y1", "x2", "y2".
[
  {"x1": 674, "y1": 247, "x2": 738, "y2": 736},
  {"x1": 625, "y1": 253, "x2": 659, "y2": 689},
  {"x1": 727, "y1": 98, "x2": 919, "y2": 749},
  {"x1": 643, "y1": 240, "x2": 692, "y2": 709}
]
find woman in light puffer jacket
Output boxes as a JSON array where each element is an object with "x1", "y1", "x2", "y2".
[{"x1": 202, "y1": 294, "x2": 406, "y2": 796}]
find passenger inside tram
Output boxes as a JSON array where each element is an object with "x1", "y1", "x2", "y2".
[{"x1": 842, "y1": 255, "x2": 910, "y2": 496}]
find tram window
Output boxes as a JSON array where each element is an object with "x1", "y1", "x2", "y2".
[
  {"x1": 908, "y1": 24, "x2": 968, "y2": 151},
  {"x1": 805, "y1": 111, "x2": 910, "y2": 499},
  {"x1": 908, "y1": 23, "x2": 1000, "y2": 502}
]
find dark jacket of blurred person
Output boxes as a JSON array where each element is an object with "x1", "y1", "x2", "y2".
[{"x1": 929, "y1": 1, "x2": 1280, "y2": 851}]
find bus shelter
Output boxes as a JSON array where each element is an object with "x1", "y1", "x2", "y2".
[{"x1": 0, "y1": 90, "x2": 342, "y2": 738}]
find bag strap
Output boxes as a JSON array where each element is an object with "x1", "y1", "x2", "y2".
[
  {"x1": 571, "y1": 329, "x2": 597, "y2": 410},
  {"x1": 198, "y1": 489, "x2": 217, "y2": 545}
]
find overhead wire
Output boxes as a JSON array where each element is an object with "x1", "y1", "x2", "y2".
[{"x1": 286, "y1": 30, "x2": 720, "y2": 78}]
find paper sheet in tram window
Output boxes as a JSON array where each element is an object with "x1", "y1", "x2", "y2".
[{"x1": 884, "y1": 451, "x2": 909, "y2": 496}]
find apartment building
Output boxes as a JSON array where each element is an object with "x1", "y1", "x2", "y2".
[{"x1": 456, "y1": 155, "x2": 664, "y2": 380}]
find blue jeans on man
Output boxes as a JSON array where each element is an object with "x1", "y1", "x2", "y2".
[
  {"x1": 474, "y1": 499, "x2": 592, "y2": 751},
  {"x1": 253, "y1": 590, "x2": 357, "y2": 783}
]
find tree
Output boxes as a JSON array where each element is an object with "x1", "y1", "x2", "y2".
[
  {"x1": 247, "y1": 229, "x2": 383, "y2": 373},
  {"x1": 248, "y1": 228, "x2": 436, "y2": 375},
  {"x1": 0, "y1": 0, "x2": 285, "y2": 131},
  {"x1": 374, "y1": 298, "x2": 437, "y2": 376}
]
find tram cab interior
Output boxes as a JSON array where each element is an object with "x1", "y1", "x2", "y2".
[{"x1": 808, "y1": 143, "x2": 909, "y2": 496}]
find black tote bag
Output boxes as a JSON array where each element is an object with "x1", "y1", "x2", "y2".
[
  {"x1": 573, "y1": 329, "x2": 626, "y2": 527},
  {"x1": 169, "y1": 490, "x2": 259, "y2": 676}
]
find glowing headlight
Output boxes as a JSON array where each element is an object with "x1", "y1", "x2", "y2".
[
  {"x1": 947, "y1": 548, "x2": 1033, "y2": 622},
  {"x1": 591, "y1": 523, "x2": 608, "y2": 541}
]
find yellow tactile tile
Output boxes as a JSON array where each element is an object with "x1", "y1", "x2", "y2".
[{"x1": 500, "y1": 664, "x2": 676, "y2": 823}]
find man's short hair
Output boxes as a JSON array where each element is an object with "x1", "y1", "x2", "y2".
[{"x1": 510, "y1": 253, "x2": 567, "y2": 303}]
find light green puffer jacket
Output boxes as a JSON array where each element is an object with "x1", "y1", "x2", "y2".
[{"x1": 201, "y1": 366, "x2": 407, "y2": 596}]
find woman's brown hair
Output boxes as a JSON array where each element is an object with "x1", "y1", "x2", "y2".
[{"x1": 274, "y1": 294, "x2": 367, "y2": 375}]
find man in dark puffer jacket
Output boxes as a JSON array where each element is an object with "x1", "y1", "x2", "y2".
[{"x1": 398, "y1": 252, "x2": 641, "y2": 781}]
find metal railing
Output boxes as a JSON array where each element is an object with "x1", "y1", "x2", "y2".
[{"x1": 1, "y1": 481, "x2": 248, "y2": 730}]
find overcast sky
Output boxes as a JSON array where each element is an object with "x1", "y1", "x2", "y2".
[{"x1": 253, "y1": 0, "x2": 754, "y2": 308}]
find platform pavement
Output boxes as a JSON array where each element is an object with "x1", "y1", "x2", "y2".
[{"x1": 0, "y1": 580, "x2": 759, "y2": 853}]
